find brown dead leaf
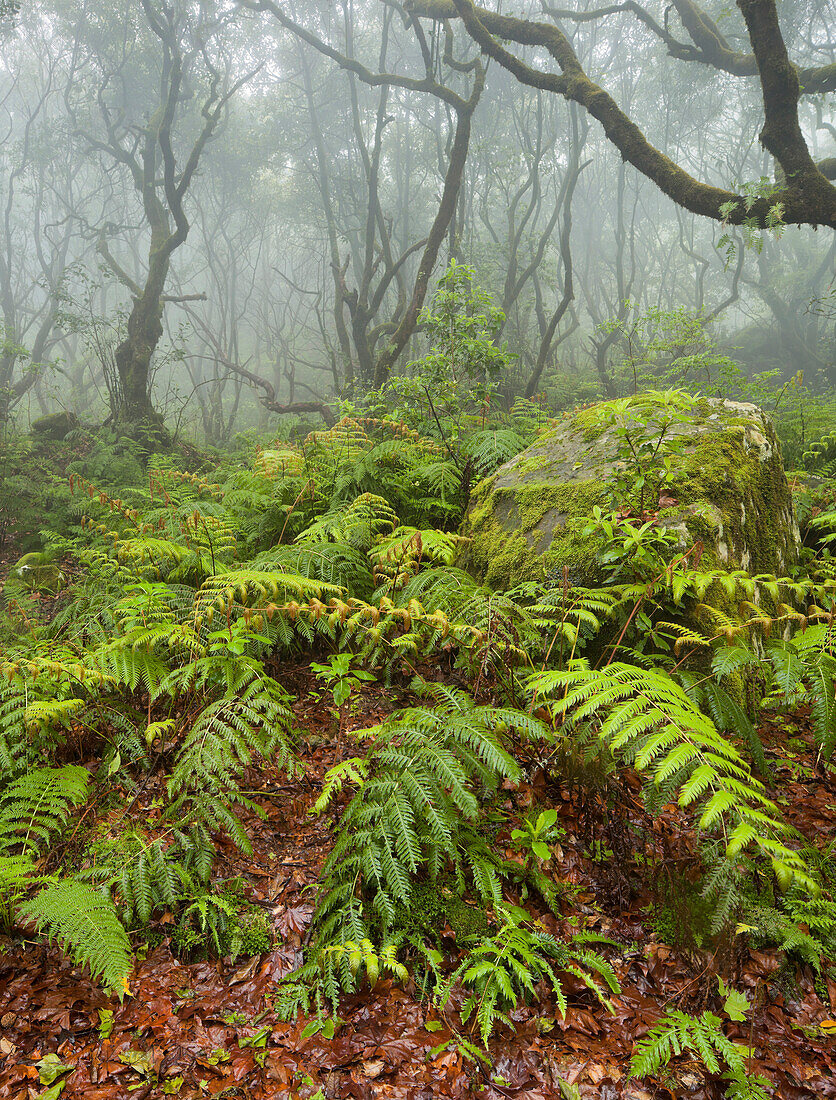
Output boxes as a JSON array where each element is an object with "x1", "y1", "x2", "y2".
[{"x1": 361, "y1": 1059, "x2": 385, "y2": 1079}]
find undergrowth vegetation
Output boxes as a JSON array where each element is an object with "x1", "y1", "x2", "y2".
[{"x1": 2, "y1": 391, "x2": 836, "y2": 1095}]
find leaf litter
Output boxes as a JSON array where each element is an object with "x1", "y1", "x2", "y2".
[{"x1": 0, "y1": 669, "x2": 835, "y2": 1100}]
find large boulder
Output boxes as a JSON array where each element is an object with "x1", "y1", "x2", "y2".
[{"x1": 462, "y1": 397, "x2": 800, "y2": 589}]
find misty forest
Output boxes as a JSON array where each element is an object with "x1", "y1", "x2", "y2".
[{"x1": 3, "y1": 0, "x2": 836, "y2": 1096}]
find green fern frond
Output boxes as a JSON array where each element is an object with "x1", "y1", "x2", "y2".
[
  {"x1": 0, "y1": 766, "x2": 90, "y2": 855},
  {"x1": 528, "y1": 663, "x2": 810, "y2": 889},
  {"x1": 20, "y1": 878, "x2": 133, "y2": 994},
  {"x1": 307, "y1": 685, "x2": 549, "y2": 1004}
]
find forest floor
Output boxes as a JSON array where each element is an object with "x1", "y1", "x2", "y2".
[{"x1": 1, "y1": 647, "x2": 835, "y2": 1100}]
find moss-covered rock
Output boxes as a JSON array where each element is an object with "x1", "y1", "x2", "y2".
[
  {"x1": 30, "y1": 411, "x2": 78, "y2": 440},
  {"x1": 461, "y1": 397, "x2": 799, "y2": 588}
]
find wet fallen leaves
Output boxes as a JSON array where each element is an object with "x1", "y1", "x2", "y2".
[{"x1": 1, "y1": 678, "x2": 835, "y2": 1099}]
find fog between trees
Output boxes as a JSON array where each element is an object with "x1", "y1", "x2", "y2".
[{"x1": 1, "y1": 0, "x2": 834, "y2": 441}]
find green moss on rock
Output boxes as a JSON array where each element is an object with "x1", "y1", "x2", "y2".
[{"x1": 461, "y1": 397, "x2": 799, "y2": 589}]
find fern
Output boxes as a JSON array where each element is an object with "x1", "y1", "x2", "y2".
[
  {"x1": 197, "y1": 567, "x2": 340, "y2": 612},
  {"x1": 440, "y1": 909, "x2": 619, "y2": 1048},
  {"x1": 630, "y1": 1009, "x2": 770, "y2": 1099},
  {"x1": 528, "y1": 663, "x2": 812, "y2": 889},
  {"x1": 370, "y1": 527, "x2": 467, "y2": 593},
  {"x1": 20, "y1": 878, "x2": 133, "y2": 995},
  {"x1": 305, "y1": 682, "x2": 549, "y2": 1005},
  {"x1": 78, "y1": 825, "x2": 215, "y2": 926},
  {"x1": 0, "y1": 681, "x2": 28, "y2": 774},
  {"x1": 0, "y1": 766, "x2": 90, "y2": 855},
  {"x1": 766, "y1": 625, "x2": 836, "y2": 760},
  {"x1": 460, "y1": 428, "x2": 528, "y2": 476},
  {"x1": 254, "y1": 541, "x2": 374, "y2": 599},
  {"x1": 166, "y1": 674, "x2": 296, "y2": 852},
  {"x1": 299, "y1": 492, "x2": 399, "y2": 550},
  {"x1": 681, "y1": 674, "x2": 769, "y2": 778}
]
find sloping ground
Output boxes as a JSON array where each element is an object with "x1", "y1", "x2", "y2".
[{"x1": 1, "y1": 671, "x2": 835, "y2": 1100}]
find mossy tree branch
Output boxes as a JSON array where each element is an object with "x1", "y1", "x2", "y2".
[
  {"x1": 542, "y1": 0, "x2": 836, "y2": 95},
  {"x1": 405, "y1": 0, "x2": 836, "y2": 230}
]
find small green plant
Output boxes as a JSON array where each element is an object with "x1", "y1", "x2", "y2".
[
  {"x1": 510, "y1": 809, "x2": 562, "y2": 865},
  {"x1": 172, "y1": 878, "x2": 272, "y2": 961},
  {"x1": 310, "y1": 653, "x2": 377, "y2": 710},
  {"x1": 437, "y1": 906, "x2": 619, "y2": 1048},
  {"x1": 310, "y1": 653, "x2": 377, "y2": 738},
  {"x1": 388, "y1": 258, "x2": 510, "y2": 432},
  {"x1": 575, "y1": 390, "x2": 694, "y2": 519},
  {"x1": 584, "y1": 506, "x2": 680, "y2": 581},
  {"x1": 630, "y1": 983, "x2": 771, "y2": 1099}
]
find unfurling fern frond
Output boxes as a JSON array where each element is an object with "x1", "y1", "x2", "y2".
[
  {"x1": 19, "y1": 878, "x2": 132, "y2": 995},
  {"x1": 528, "y1": 663, "x2": 811, "y2": 890},
  {"x1": 0, "y1": 766, "x2": 90, "y2": 855},
  {"x1": 197, "y1": 568, "x2": 340, "y2": 613}
]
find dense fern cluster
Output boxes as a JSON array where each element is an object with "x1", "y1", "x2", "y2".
[{"x1": 1, "y1": 398, "x2": 835, "y2": 1074}]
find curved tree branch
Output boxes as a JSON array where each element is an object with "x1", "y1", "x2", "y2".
[{"x1": 404, "y1": 0, "x2": 836, "y2": 229}]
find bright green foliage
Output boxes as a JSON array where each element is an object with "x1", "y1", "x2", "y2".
[
  {"x1": 79, "y1": 826, "x2": 215, "y2": 926},
  {"x1": 630, "y1": 1008, "x2": 770, "y2": 1099},
  {"x1": 0, "y1": 766, "x2": 90, "y2": 855},
  {"x1": 166, "y1": 675, "x2": 296, "y2": 853},
  {"x1": 510, "y1": 809, "x2": 561, "y2": 864},
  {"x1": 310, "y1": 653, "x2": 376, "y2": 709},
  {"x1": 1, "y1": 390, "x2": 833, "y2": 1066},
  {"x1": 304, "y1": 682, "x2": 549, "y2": 1005},
  {"x1": 528, "y1": 663, "x2": 812, "y2": 889},
  {"x1": 19, "y1": 879, "x2": 133, "y2": 995},
  {"x1": 682, "y1": 675, "x2": 769, "y2": 778},
  {"x1": 323, "y1": 938, "x2": 409, "y2": 989},
  {"x1": 461, "y1": 428, "x2": 529, "y2": 478},
  {"x1": 0, "y1": 766, "x2": 131, "y2": 992},
  {"x1": 765, "y1": 625, "x2": 836, "y2": 760},
  {"x1": 370, "y1": 526, "x2": 467, "y2": 593},
  {"x1": 439, "y1": 909, "x2": 619, "y2": 1048},
  {"x1": 388, "y1": 259, "x2": 510, "y2": 429},
  {"x1": 574, "y1": 389, "x2": 694, "y2": 518}
]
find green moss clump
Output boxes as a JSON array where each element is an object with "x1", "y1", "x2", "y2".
[
  {"x1": 513, "y1": 453, "x2": 550, "y2": 476},
  {"x1": 395, "y1": 880, "x2": 488, "y2": 944},
  {"x1": 236, "y1": 909, "x2": 272, "y2": 956},
  {"x1": 31, "y1": 411, "x2": 78, "y2": 439},
  {"x1": 671, "y1": 426, "x2": 795, "y2": 574},
  {"x1": 172, "y1": 880, "x2": 273, "y2": 960}
]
